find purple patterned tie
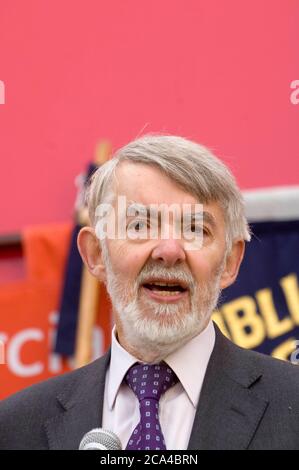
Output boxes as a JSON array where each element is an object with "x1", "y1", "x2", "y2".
[{"x1": 125, "y1": 362, "x2": 178, "y2": 450}]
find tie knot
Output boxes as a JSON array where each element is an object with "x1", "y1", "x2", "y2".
[{"x1": 125, "y1": 362, "x2": 178, "y2": 402}]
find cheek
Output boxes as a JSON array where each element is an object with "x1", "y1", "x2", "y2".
[
  {"x1": 188, "y1": 250, "x2": 223, "y2": 283},
  {"x1": 107, "y1": 241, "x2": 146, "y2": 277},
  {"x1": 192, "y1": 264, "x2": 212, "y2": 285}
]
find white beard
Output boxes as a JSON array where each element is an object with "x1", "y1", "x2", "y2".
[{"x1": 101, "y1": 242, "x2": 224, "y2": 362}]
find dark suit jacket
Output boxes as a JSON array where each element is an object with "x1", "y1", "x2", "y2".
[{"x1": 0, "y1": 323, "x2": 299, "y2": 450}]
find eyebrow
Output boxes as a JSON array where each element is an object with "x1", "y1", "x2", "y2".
[
  {"x1": 125, "y1": 201, "x2": 217, "y2": 230},
  {"x1": 202, "y1": 212, "x2": 217, "y2": 230}
]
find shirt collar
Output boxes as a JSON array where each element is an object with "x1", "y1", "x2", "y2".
[
  {"x1": 164, "y1": 320, "x2": 215, "y2": 407},
  {"x1": 107, "y1": 327, "x2": 137, "y2": 410},
  {"x1": 107, "y1": 320, "x2": 215, "y2": 410}
]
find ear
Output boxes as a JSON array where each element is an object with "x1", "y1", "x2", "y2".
[
  {"x1": 77, "y1": 226, "x2": 107, "y2": 283},
  {"x1": 220, "y1": 239, "x2": 245, "y2": 289}
]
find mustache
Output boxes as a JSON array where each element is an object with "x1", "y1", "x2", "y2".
[{"x1": 136, "y1": 265, "x2": 195, "y2": 292}]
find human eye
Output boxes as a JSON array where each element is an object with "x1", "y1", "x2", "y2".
[
  {"x1": 127, "y1": 219, "x2": 148, "y2": 232},
  {"x1": 183, "y1": 222, "x2": 210, "y2": 237},
  {"x1": 126, "y1": 218, "x2": 152, "y2": 240}
]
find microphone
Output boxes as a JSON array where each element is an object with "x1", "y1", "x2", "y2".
[{"x1": 79, "y1": 428, "x2": 122, "y2": 450}]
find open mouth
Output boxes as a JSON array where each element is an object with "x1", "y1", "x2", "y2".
[{"x1": 141, "y1": 279, "x2": 188, "y2": 300}]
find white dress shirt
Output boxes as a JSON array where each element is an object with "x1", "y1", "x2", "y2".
[{"x1": 102, "y1": 320, "x2": 215, "y2": 450}]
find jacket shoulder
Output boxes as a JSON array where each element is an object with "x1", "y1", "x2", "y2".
[
  {"x1": 221, "y1": 331, "x2": 299, "y2": 395},
  {"x1": 0, "y1": 355, "x2": 108, "y2": 449}
]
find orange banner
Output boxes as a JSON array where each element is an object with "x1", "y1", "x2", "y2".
[{"x1": 0, "y1": 222, "x2": 112, "y2": 400}]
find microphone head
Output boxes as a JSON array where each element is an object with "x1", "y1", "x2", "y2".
[{"x1": 79, "y1": 428, "x2": 122, "y2": 450}]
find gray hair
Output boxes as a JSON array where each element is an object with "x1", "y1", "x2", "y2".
[{"x1": 86, "y1": 134, "x2": 251, "y2": 251}]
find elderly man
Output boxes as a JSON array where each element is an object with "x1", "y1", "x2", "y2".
[{"x1": 1, "y1": 135, "x2": 299, "y2": 450}]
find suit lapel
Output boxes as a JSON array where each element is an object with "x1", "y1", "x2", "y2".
[
  {"x1": 188, "y1": 325, "x2": 269, "y2": 450},
  {"x1": 43, "y1": 326, "x2": 270, "y2": 450},
  {"x1": 44, "y1": 351, "x2": 110, "y2": 450}
]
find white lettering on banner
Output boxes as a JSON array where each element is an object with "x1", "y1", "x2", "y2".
[
  {"x1": 0, "y1": 311, "x2": 105, "y2": 378},
  {"x1": 8, "y1": 329, "x2": 44, "y2": 377},
  {"x1": 0, "y1": 334, "x2": 6, "y2": 364}
]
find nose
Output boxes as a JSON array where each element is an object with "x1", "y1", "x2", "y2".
[{"x1": 151, "y1": 238, "x2": 186, "y2": 267}]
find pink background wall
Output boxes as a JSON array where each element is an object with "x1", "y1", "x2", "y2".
[{"x1": 0, "y1": 0, "x2": 298, "y2": 234}]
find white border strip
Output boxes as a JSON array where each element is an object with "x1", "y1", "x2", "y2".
[{"x1": 243, "y1": 186, "x2": 299, "y2": 222}]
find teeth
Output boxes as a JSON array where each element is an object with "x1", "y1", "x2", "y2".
[
  {"x1": 152, "y1": 290, "x2": 182, "y2": 296},
  {"x1": 151, "y1": 281, "x2": 182, "y2": 287}
]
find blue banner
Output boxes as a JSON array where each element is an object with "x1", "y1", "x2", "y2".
[{"x1": 214, "y1": 220, "x2": 299, "y2": 361}]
